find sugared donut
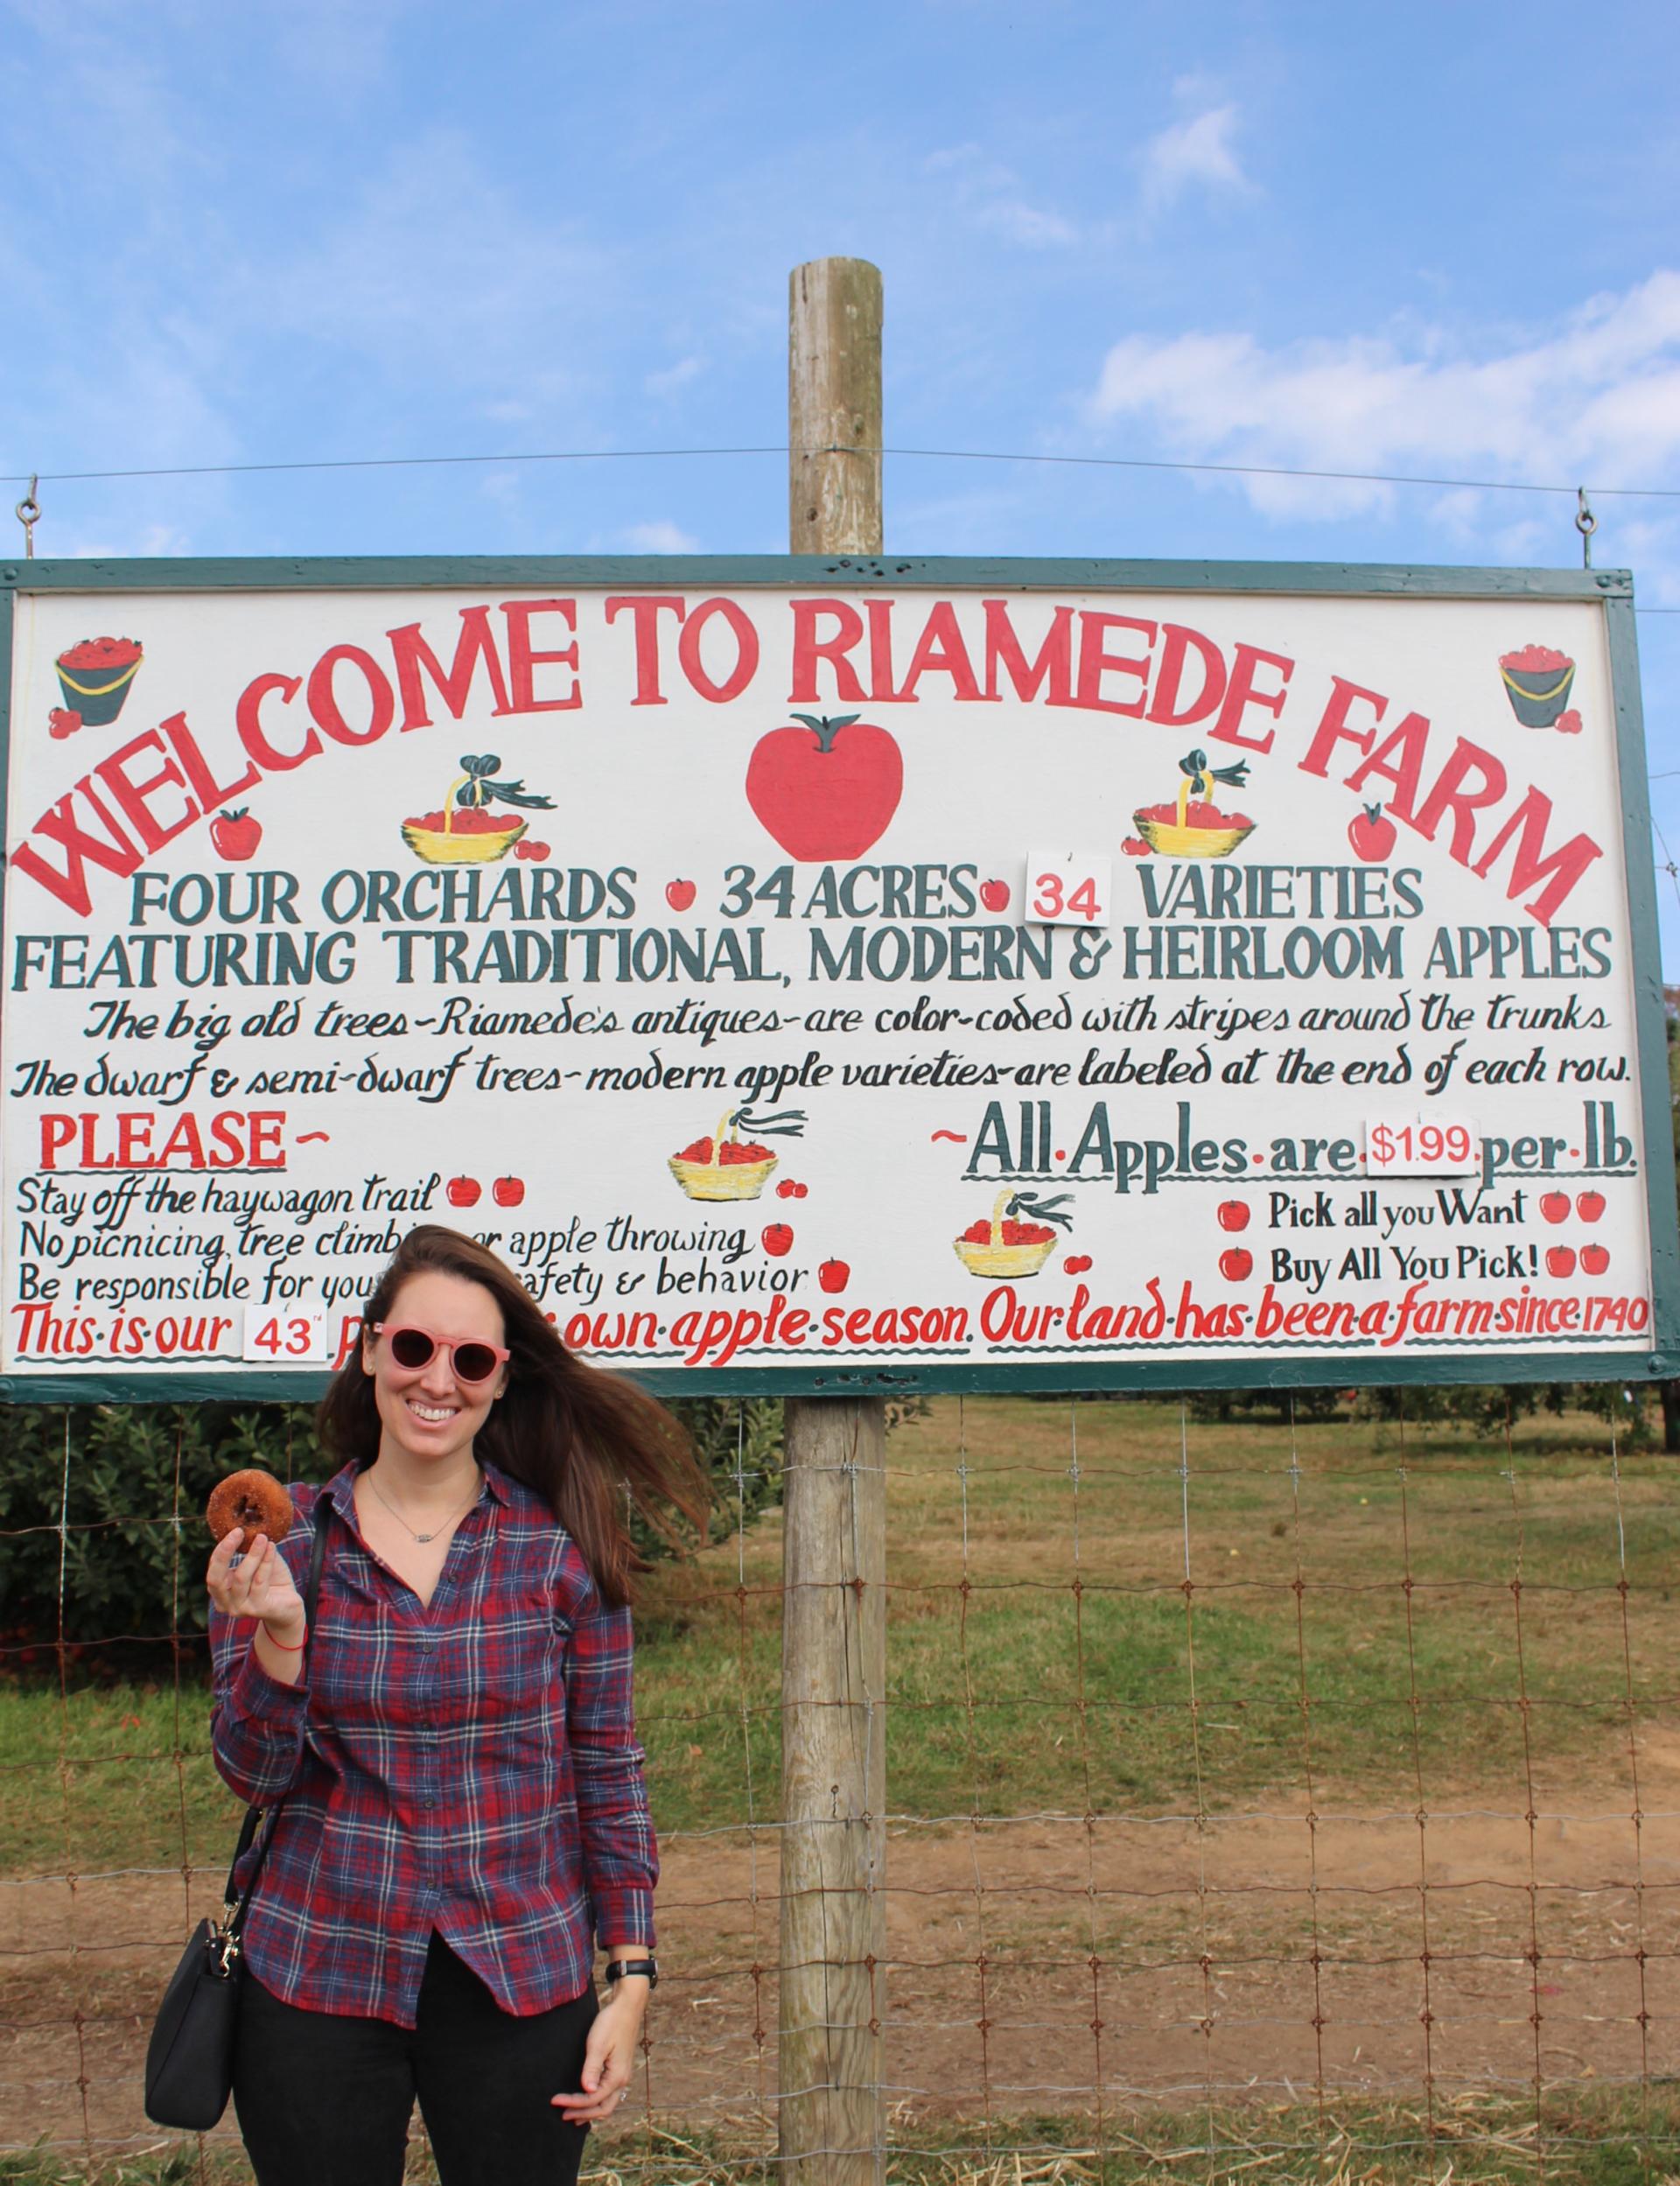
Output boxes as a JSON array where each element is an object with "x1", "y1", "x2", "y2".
[{"x1": 206, "y1": 1468, "x2": 296, "y2": 1543}]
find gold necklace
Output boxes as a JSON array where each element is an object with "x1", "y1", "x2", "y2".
[{"x1": 367, "y1": 1467, "x2": 481, "y2": 1545}]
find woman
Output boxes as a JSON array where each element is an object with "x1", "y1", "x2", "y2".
[{"x1": 206, "y1": 1223, "x2": 706, "y2": 2185}]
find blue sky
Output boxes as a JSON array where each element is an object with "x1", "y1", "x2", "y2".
[{"x1": 5, "y1": 0, "x2": 1680, "y2": 961}]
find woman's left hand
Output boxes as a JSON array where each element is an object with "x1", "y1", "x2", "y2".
[{"x1": 551, "y1": 1981, "x2": 648, "y2": 2126}]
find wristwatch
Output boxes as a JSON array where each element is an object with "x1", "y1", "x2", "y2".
[{"x1": 604, "y1": 1955, "x2": 659, "y2": 1989}]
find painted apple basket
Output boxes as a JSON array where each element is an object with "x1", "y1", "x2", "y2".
[
  {"x1": 401, "y1": 758, "x2": 536, "y2": 865},
  {"x1": 1499, "y1": 649, "x2": 1576, "y2": 727},
  {"x1": 55, "y1": 640, "x2": 144, "y2": 726},
  {"x1": 668, "y1": 1106, "x2": 804, "y2": 1202},
  {"x1": 952, "y1": 1188, "x2": 1070, "y2": 1279},
  {"x1": 1133, "y1": 751, "x2": 1256, "y2": 858}
]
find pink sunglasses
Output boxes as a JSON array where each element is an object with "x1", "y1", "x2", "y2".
[{"x1": 372, "y1": 1322, "x2": 509, "y2": 1384}]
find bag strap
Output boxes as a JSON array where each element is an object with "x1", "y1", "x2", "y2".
[{"x1": 220, "y1": 1495, "x2": 333, "y2": 1916}]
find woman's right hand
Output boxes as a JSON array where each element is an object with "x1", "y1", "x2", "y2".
[{"x1": 207, "y1": 1528, "x2": 306, "y2": 1644}]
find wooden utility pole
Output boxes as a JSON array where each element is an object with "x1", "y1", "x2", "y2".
[{"x1": 780, "y1": 256, "x2": 888, "y2": 2186}]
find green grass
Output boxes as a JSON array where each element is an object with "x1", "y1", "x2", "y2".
[
  {"x1": 7, "y1": 2094, "x2": 1680, "y2": 2183},
  {"x1": 3, "y1": 1398, "x2": 1675, "y2": 1874}
]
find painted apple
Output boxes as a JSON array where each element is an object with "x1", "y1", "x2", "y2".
[
  {"x1": 1347, "y1": 803, "x2": 1396, "y2": 862},
  {"x1": 1063, "y1": 1254, "x2": 1092, "y2": 1275},
  {"x1": 514, "y1": 838, "x2": 552, "y2": 861},
  {"x1": 745, "y1": 712, "x2": 903, "y2": 861},
  {"x1": 1556, "y1": 709, "x2": 1583, "y2": 735},
  {"x1": 447, "y1": 1176, "x2": 481, "y2": 1208},
  {"x1": 1545, "y1": 1246, "x2": 1577, "y2": 1278},
  {"x1": 47, "y1": 707, "x2": 80, "y2": 739},
  {"x1": 210, "y1": 808, "x2": 262, "y2": 861},
  {"x1": 1217, "y1": 1201, "x2": 1250, "y2": 1232},
  {"x1": 776, "y1": 1179, "x2": 801, "y2": 1199},
  {"x1": 492, "y1": 1176, "x2": 525, "y2": 1208},
  {"x1": 819, "y1": 1258, "x2": 850, "y2": 1293},
  {"x1": 980, "y1": 879, "x2": 1010, "y2": 912},
  {"x1": 1577, "y1": 1191, "x2": 1606, "y2": 1223},
  {"x1": 1121, "y1": 837, "x2": 1151, "y2": 856},
  {"x1": 762, "y1": 1223, "x2": 794, "y2": 1257},
  {"x1": 1581, "y1": 1244, "x2": 1610, "y2": 1275},
  {"x1": 1218, "y1": 1248, "x2": 1253, "y2": 1282},
  {"x1": 666, "y1": 879, "x2": 696, "y2": 910},
  {"x1": 1539, "y1": 1193, "x2": 1571, "y2": 1223}
]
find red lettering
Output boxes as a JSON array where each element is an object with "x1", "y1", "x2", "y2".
[
  {"x1": 1298, "y1": 677, "x2": 1387, "y2": 777},
  {"x1": 92, "y1": 729, "x2": 200, "y2": 855},
  {"x1": 897, "y1": 600, "x2": 981, "y2": 701},
  {"x1": 1410, "y1": 737, "x2": 1507, "y2": 863},
  {"x1": 789, "y1": 599, "x2": 867, "y2": 704},
  {"x1": 1074, "y1": 613, "x2": 1157, "y2": 716},
  {"x1": 1146, "y1": 623, "x2": 1226, "y2": 726},
  {"x1": 388, "y1": 606, "x2": 513, "y2": 729},
  {"x1": 1211, "y1": 642, "x2": 1292, "y2": 753},
  {"x1": 11, "y1": 779, "x2": 141, "y2": 916},
  {"x1": 865, "y1": 599, "x2": 897, "y2": 701},
  {"x1": 236, "y1": 672, "x2": 315, "y2": 772},
  {"x1": 501, "y1": 599, "x2": 581, "y2": 712},
  {"x1": 308, "y1": 646, "x2": 396, "y2": 747},
  {"x1": 1471, "y1": 787, "x2": 1604, "y2": 927},
  {"x1": 163, "y1": 711, "x2": 261, "y2": 811},
  {"x1": 983, "y1": 600, "x2": 1074, "y2": 705},
  {"x1": 1346, "y1": 710, "x2": 1431, "y2": 821},
  {"x1": 676, "y1": 597, "x2": 760, "y2": 702},
  {"x1": 604, "y1": 595, "x2": 685, "y2": 704},
  {"x1": 156, "y1": 1113, "x2": 206, "y2": 1166}
]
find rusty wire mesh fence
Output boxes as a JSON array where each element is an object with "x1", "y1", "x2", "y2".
[{"x1": 4, "y1": 1390, "x2": 1679, "y2": 2181}]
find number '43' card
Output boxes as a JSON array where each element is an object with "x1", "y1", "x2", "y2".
[
  {"x1": 1026, "y1": 851, "x2": 1112, "y2": 928},
  {"x1": 241, "y1": 1311, "x2": 334, "y2": 1363}
]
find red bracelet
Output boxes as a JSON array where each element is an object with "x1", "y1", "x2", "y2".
[{"x1": 260, "y1": 1626, "x2": 307, "y2": 1651}]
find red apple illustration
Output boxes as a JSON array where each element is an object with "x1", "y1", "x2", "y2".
[
  {"x1": 1556, "y1": 709, "x2": 1583, "y2": 734},
  {"x1": 1216, "y1": 1201, "x2": 1250, "y2": 1232},
  {"x1": 447, "y1": 1177, "x2": 481, "y2": 1208},
  {"x1": 1063, "y1": 1254, "x2": 1092, "y2": 1275},
  {"x1": 1539, "y1": 1192, "x2": 1571, "y2": 1223},
  {"x1": 210, "y1": 808, "x2": 262, "y2": 861},
  {"x1": 979, "y1": 879, "x2": 1010, "y2": 912},
  {"x1": 1581, "y1": 1244, "x2": 1610, "y2": 1275},
  {"x1": 776, "y1": 1179, "x2": 801, "y2": 1199},
  {"x1": 666, "y1": 879, "x2": 696, "y2": 910},
  {"x1": 1218, "y1": 1248, "x2": 1253, "y2": 1282},
  {"x1": 1347, "y1": 803, "x2": 1396, "y2": 862},
  {"x1": 514, "y1": 838, "x2": 552, "y2": 861},
  {"x1": 1121, "y1": 836, "x2": 1151, "y2": 856},
  {"x1": 48, "y1": 707, "x2": 81, "y2": 739},
  {"x1": 818, "y1": 1258, "x2": 850, "y2": 1293},
  {"x1": 492, "y1": 1176, "x2": 525, "y2": 1208},
  {"x1": 745, "y1": 712, "x2": 903, "y2": 861},
  {"x1": 1577, "y1": 1191, "x2": 1606, "y2": 1223},
  {"x1": 1545, "y1": 1246, "x2": 1576, "y2": 1278},
  {"x1": 762, "y1": 1223, "x2": 794, "y2": 1257}
]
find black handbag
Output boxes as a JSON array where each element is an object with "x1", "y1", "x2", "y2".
[{"x1": 144, "y1": 1498, "x2": 331, "y2": 2130}]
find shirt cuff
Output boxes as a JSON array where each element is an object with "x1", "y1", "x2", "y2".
[
  {"x1": 593, "y1": 1887, "x2": 656, "y2": 1951},
  {"x1": 225, "y1": 1636, "x2": 311, "y2": 1722}
]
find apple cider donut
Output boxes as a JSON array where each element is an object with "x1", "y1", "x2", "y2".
[{"x1": 206, "y1": 1468, "x2": 296, "y2": 1543}]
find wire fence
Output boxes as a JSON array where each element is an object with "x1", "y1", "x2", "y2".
[{"x1": 4, "y1": 1390, "x2": 1678, "y2": 2182}]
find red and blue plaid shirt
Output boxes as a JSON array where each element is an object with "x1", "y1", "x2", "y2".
[{"x1": 210, "y1": 1461, "x2": 655, "y2": 2027}]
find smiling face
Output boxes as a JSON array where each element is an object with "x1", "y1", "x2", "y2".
[{"x1": 361, "y1": 1269, "x2": 508, "y2": 1472}]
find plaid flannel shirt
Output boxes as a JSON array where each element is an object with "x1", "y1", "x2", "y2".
[{"x1": 209, "y1": 1460, "x2": 654, "y2": 2026}]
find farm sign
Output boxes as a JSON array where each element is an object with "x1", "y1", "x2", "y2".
[{"x1": 2, "y1": 557, "x2": 1674, "y2": 1398}]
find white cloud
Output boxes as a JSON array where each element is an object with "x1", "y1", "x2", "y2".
[
  {"x1": 621, "y1": 519, "x2": 699, "y2": 553},
  {"x1": 1138, "y1": 104, "x2": 1250, "y2": 213},
  {"x1": 922, "y1": 143, "x2": 1076, "y2": 250},
  {"x1": 645, "y1": 356, "x2": 704, "y2": 397},
  {"x1": 1086, "y1": 273, "x2": 1680, "y2": 527}
]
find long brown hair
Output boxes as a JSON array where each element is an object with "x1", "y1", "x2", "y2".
[{"x1": 315, "y1": 1224, "x2": 708, "y2": 1606}]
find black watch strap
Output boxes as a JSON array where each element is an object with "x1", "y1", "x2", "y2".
[{"x1": 603, "y1": 1956, "x2": 658, "y2": 1989}]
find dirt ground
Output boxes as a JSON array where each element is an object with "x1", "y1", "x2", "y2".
[{"x1": 5, "y1": 1732, "x2": 1679, "y2": 2164}]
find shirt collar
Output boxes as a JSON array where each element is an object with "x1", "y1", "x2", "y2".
[{"x1": 327, "y1": 1456, "x2": 511, "y2": 1512}]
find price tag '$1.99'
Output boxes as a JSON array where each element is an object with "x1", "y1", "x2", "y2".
[{"x1": 1364, "y1": 1118, "x2": 1478, "y2": 1176}]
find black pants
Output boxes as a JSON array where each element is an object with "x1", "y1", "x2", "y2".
[{"x1": 234, "y1": 1931, "x2": 597, "y2": 2185}]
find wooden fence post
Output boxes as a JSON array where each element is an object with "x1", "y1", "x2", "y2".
[{"x1": 780, "y1": 256, "x2": 888, "y2": 2186}]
